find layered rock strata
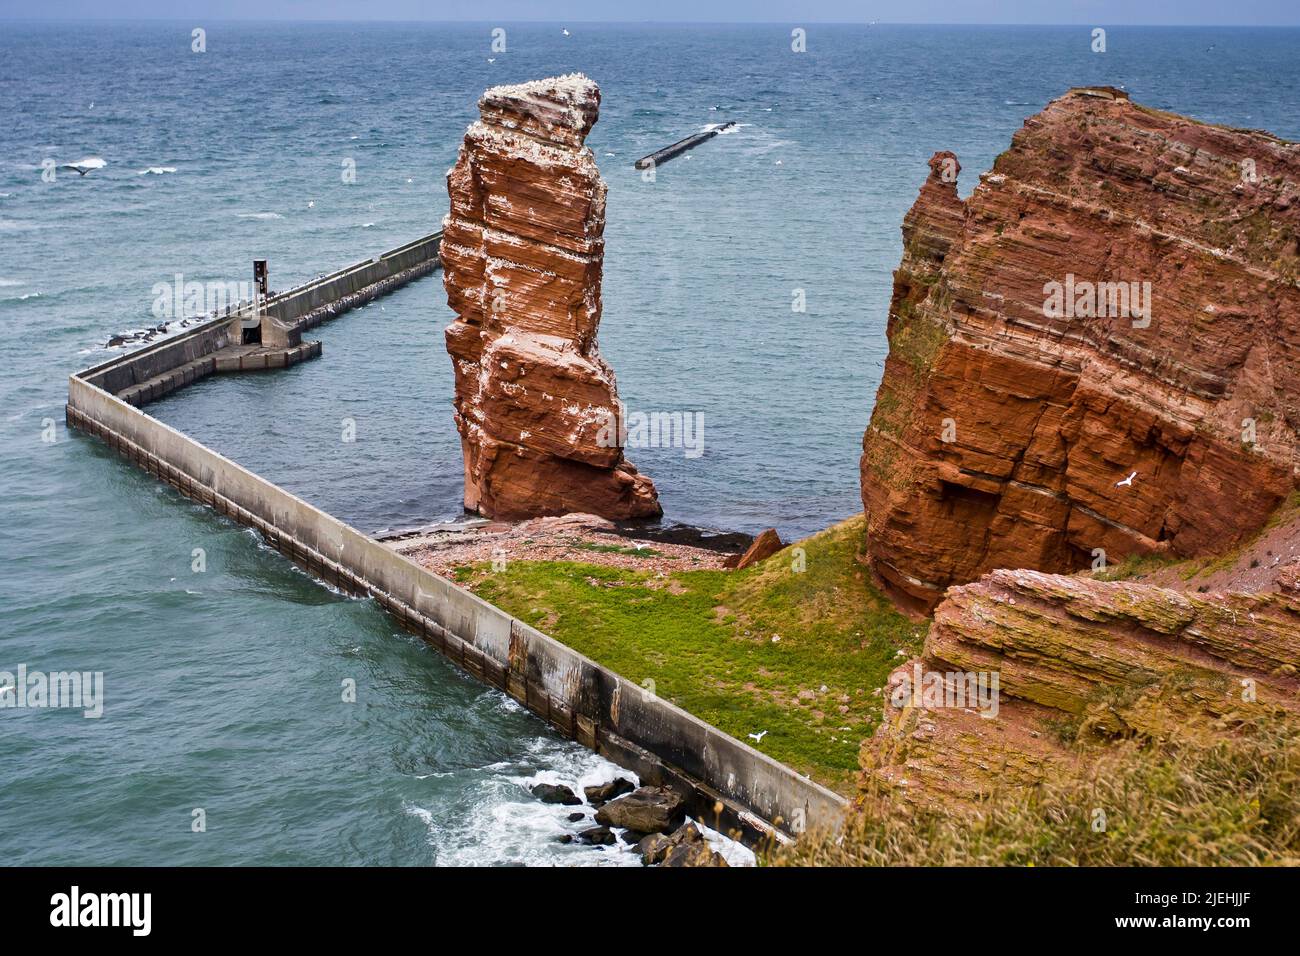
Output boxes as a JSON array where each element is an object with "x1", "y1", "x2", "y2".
[
  {"x1": 865, "y1": 563, "x2": 1300, "y2": 804},
  {"x1": 442, "y1": 75, "x2": 660, "y2": 521},
  {"x1": 860, "y1": 87, "x2": 1300, "y2": 613}
]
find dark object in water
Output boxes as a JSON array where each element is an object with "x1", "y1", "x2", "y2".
[
  {"x1": 609, "y1": 521, "x2": 752, "y2": 554},
  {"x1": 634, "y1": 122, "x2": 735, "y2": 170}
]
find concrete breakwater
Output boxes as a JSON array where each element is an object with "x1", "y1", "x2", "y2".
[
  {"x1": 66, "y1": 237, "x2": 847, "y2": 845},
  {"x1": 85, "y1": 231, "x2": 443, "y2": 409},
  {"x1": 634, "y1": 122, "x2": 735, "y2": 170}
]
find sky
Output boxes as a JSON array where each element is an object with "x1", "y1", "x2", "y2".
[{"x1": 2, "y1": 1, "x2": 1298, "y2": 25}]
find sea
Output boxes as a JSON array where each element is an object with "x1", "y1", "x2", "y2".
[{"x1": 2, "y1": 20, "x2": 1298, "y2": 864}]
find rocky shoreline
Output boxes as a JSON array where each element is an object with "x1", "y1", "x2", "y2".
[
  {"x1": 383, "y1": 512, "x2": 765, "y2": 580},
  {"x1": 528, "y1": 774, "x2": 742, "y2": 866}
]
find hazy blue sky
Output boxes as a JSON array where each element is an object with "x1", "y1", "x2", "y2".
[{"x1": 2, "y1": 1, "x2": 1298, "y2": 25}]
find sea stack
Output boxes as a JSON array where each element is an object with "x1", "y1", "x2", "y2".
[
  {"x1": 859, "y1": 87, "x2": 1300, "y2": 614},
  {"x1": 440, "y1": 75, "x2": 660, "y2": 521}
]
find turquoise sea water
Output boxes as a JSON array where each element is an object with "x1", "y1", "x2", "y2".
[{"x1": 2, "y1": 22, "x2": 1298, "y2": 864}]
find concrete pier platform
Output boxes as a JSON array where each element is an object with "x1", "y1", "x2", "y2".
[{"x1": 117, "y1": 341, "x2": 322, "y2": 407}]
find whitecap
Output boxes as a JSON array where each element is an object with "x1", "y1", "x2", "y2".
[
  {"x1": 403, "y1": 802, "x2": 435, "y2": 827},
  {"x1": 64, "y1": 156, "x2": 107, "y2": 173},
  {"x1": 138, "y1": 166, "x2": 178, "y2": 175},
  {"x1": 237, "y1": 212, "x2": 283, "y2": 220},
  {"x1": 0, "y1": 279, "x2": 23, "y2": 287}
]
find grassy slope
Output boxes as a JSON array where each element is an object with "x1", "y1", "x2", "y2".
[
  {"x1": 774, "y1": 714, "x2": 1300, "y2": 866},
  {"x1": 454, "y1": 515, "x2": 921, "y2": 793}
]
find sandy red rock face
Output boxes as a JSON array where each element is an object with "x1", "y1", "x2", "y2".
[
  {"x1": 442, "y1": 74, "x2": 660, "y2": 521},
  {"x1": 860, "y1": 87, "x2": 1300, "y2": 613},
  {"x1": 863, "y1": 566, "x2": 1300, "y2": 804}
]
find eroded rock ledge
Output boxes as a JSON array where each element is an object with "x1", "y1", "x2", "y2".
[
  {"x1": 442, "y1": 74, "x2": 661, "y2": 521},
  {"x1": 865, "y1": 560, "x2": 1300, "y2": 804},
  {"x1": 860, "y1": 87, "x2": 1300, "y2": 614}
]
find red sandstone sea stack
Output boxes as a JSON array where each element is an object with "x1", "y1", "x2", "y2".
[
  {"x1": 860, "y1": 87, "x2": 1300, "y2": 614},
  {"x1": 442, "y1": 74, "x2": 661, "y2": 521}
]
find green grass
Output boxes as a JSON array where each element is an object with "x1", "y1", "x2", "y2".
[
  {"x1": 455, "y1": 515, "x2": 921, "y2": 793},
  {"x1": 772, "y1": 714, "x2": 1300, "y2": 866},
  {"x1": 1092, "y1": 550, "x2": 1184, "y2": 582}
]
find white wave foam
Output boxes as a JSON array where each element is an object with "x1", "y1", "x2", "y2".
[
  {"x1": 0, "y1": 279, "x2": 23, "y2": 287},
  {"x1": 237, "y1": 212, "x2": 283, "y2": 220},
  {"x1": 138, "y1": 166, "x2": 178, "y2": 175},
  {"x1": 403, "y1": 803, "x2": 435, "y2": 827},
  {"x1": 64, "y1": 156, "x2": 107, "y2": 173},
  {"x1": 688, "y1": 817, "x2": 757, "y2": 866}
]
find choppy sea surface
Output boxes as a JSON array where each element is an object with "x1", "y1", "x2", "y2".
[{"x1": 2, "y1": 21, "x2": 1298, "y2": 864}]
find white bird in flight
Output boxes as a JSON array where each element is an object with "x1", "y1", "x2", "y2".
[
  {"x1": 1116, "y1": 471, "x2": 1137, "y2": 488},
  {"x1": 748, "y1": 730, "x2": 767, "y2": 743},
  {"x1": 562, "y1": 28, "x2": 570, "y2": 36},
  {"x1": 0, "y1": 685, "x2": 15, "y2": 698}
]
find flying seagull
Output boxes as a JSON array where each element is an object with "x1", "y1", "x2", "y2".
[
  {"x1": 61, "y1": 157, "x2": 106, "y2": 176},
  {"x1": 562, "y1": 28, "x2": 570, "y2": 36},
  {"x1": 1116, "y1": 471, "x2": 1137, "y2": 488},
  {"x1": 0, "y1": 684, "x2": 15, "y2": 698},
  {"x1": 747, "y1": 730, "x2": 767, "y2": 744}
]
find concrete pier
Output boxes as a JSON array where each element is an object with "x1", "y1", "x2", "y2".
[
  {"x1": 65, "y1": 227, "x2": 847, "y2": 847},
  {"x1": 88, "y1": 232, "x2": 442, "y2": 409},
  {"x1": 634, "y1": 122, "x2": 734, "y2": 170}
]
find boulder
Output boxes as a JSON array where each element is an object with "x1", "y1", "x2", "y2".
[
  {"x1": 661, "y1": 841, "x2": 729, "y2": 867},
  {"x1": 724, "y1": 528, "x2": 784, "y2": 570},
  {"x1": 578, "y1": 826, "x2": 616, "y2": 846},
  {"x1": 637, "y1": 821, "x2": 704, "y2": 865},
  {"x1": 594, "y1": 786, "x2": 684, "y2": 834},
  {"x1": 583, "y1": 777, "x2": 635, "y2": 806},
  {"x1": 530, "y1": 783, "x2": 581, "y2": 806}
]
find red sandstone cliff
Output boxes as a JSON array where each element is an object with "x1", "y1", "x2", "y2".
[
  {"x1": 442, "y1": 75, "x2": 661, "y2": 521},
  {"x1": 864, "y1": 522, "x2": 1300, "y2": 803},
  {"x1": 860, "y1": 87, "x2": 1300, "y2": 614}
]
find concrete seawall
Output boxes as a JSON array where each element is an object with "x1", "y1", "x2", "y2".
[
  {"x1": 82, "y1": 232, "x2": 443, "y2": 406},
  {"x1": 247, "y1": 231, "x2": 443, "y2": 336},
  {"x1": 66, "y1": 236, "x2": 847, "y2": 846}
]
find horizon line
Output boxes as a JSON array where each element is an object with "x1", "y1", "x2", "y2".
[{"x1": 2, "y1": 18, "x2": 1300, "y2": 28}]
